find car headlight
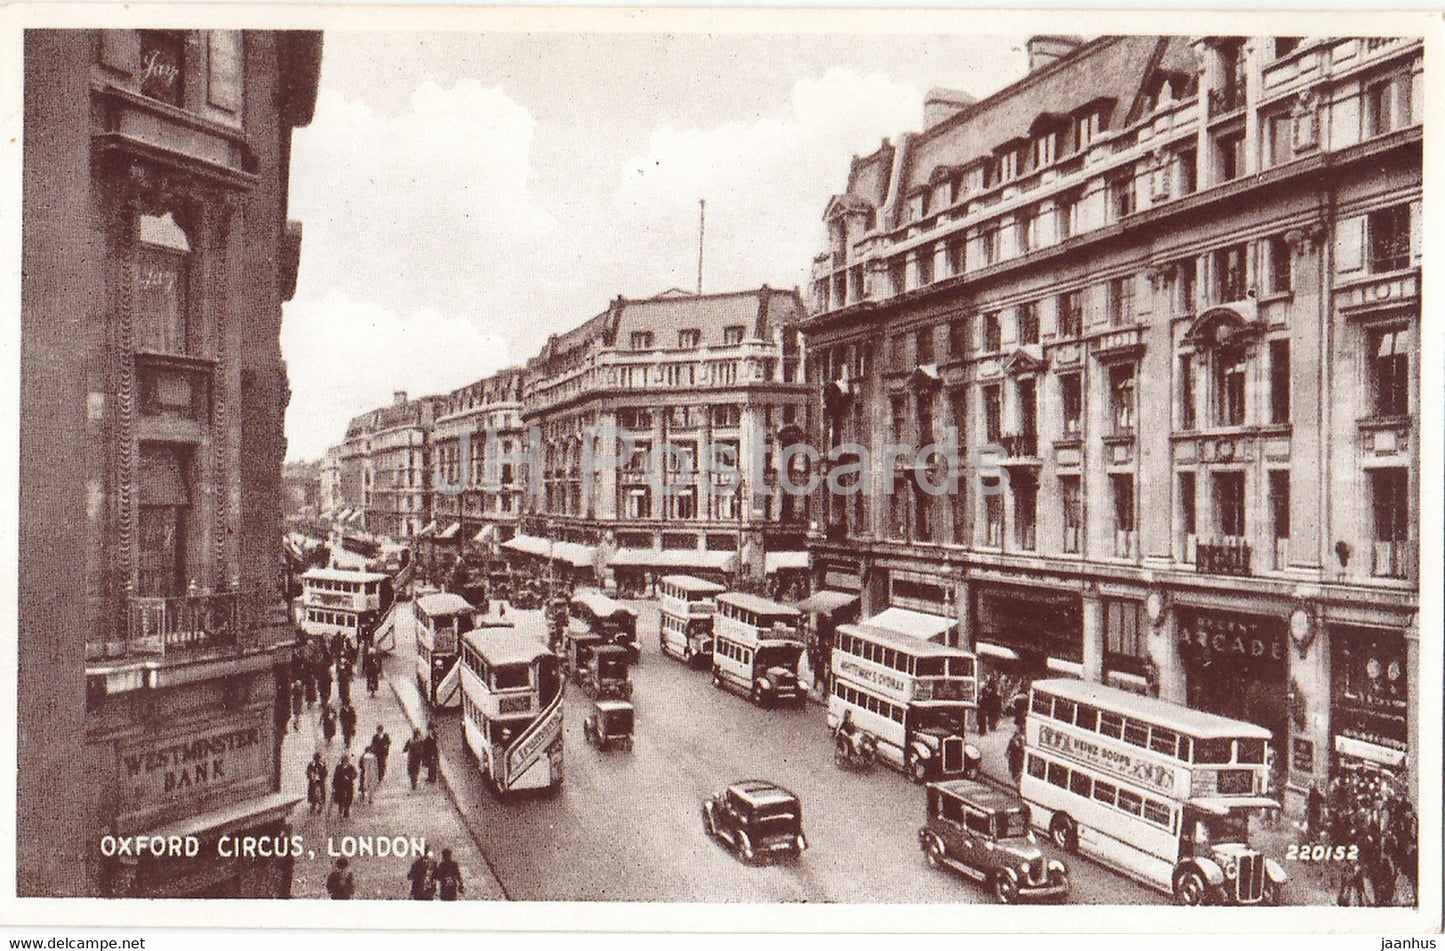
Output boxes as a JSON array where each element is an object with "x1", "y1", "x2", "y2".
[
  {"x1": 1222, "y1": 857, "x2": 1237, "y2": 878},
  {"x1": 1048, "y1": 859, "x2": 1067, "y2": 876},
  {"x1": 796, "y1": 835, "x2": 807, "y2": 851},
  {"x1": 759, "y1": 678, "x2": 772, "y2": 691}
]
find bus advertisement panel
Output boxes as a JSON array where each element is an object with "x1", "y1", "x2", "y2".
[
  {"x1": 460, "y1": 629, "x2": 565, "y2": 794},
  {"x1": 1019, "y1": 678, "x2": 1284, "y2": 906}
]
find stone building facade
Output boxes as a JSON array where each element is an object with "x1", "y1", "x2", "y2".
[
  {"x1": 801, "y1": 35, "x2": 1420, "y2": 812},
  {"x1": 20, "y1": 29, "x2": 322, "y2": 895}
]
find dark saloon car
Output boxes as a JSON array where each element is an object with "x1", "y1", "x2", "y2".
[
  {"x1": 702, "y1": 780, "x2": 808, "y2": 865},
  {"x1": 918, "y1": 779, "x2": 1069, "y2": 903}
]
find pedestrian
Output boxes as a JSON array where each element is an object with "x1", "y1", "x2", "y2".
[
  {"x1": 407, "y1": 848, "x2": 437, "y2": 900},
  {"x1": 339, "y1": 700, "x2": 358, "y2": 749},
  {"x1": 1007, "y1": 728, "x2": 1026, "y2": 784},
  {"x1": 434, "y1": 848, "x2": 464, "y2": 901},
  {"x1": 359, "y1": 744, "x2": 379, "y2": 805},
  {"x1": 364, "y1": 651, "x2": 381, "y2": 698},
  {"x1": 1011, "y1": 685, "x2": 1029, "y2": 731},
  {"x1": 306, "y1": 752, "x2": 328, "y2": 813},
  {"x1": 977, "y1": 679, "x2": 996, "y2": 734},
  {"x1": 370, "y1": 725, "x2": 392, "y2": 784},
  {"x1": 424, "y1": 724, "x2": 440, "y2": 784},
  {"x1": 320, "y1": 701, "x2": 337, "y2": 745},
  {"x1": 326, "y1": 857, "x2": 356, "y2": 900},
  {"x1": 403, "y1": 727, "x2": 425, "y2": 790},
  {"x1": 337, "y1": 661, "x2": 352, "y2": 707},
  {"x1": 332, "y1": 753, "x2": 357, "y2": 819},
  {"x1": 317, "y1": 661, "x2": 333, "y2": 707},
  {"x1": 290, "y1": 678, "x2": 305, "y2": 732},
  {"x1": 1305, "y1": 783, "x2": 1325, "y2": 842}
]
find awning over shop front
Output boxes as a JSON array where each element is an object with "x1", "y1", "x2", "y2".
[
  {"x1": 474, "y1": 525, "x2": 496, "y2": 544},
  {"x1": 609, "y1": 549, "x2": 737, "y2": 572},
  {"x1": 976, "y1": 641, "x2": 1021, "y2": 662},
  {"x1": 417, "y1": 520, "x2": 438, "y2": 538},
  {"x1": 764, "y1": 551, "x2": 809, "y2": 574},
  {"x1": 335, "y1": 508, "x2": 352, "y2": 521},
  {"x1": 346, "y1": 509, "x2": 364, "y2": 525},
  {"x1": 437, "y1": 522, "x2": 461, "y2": 541},
  {"x1": 861, "y1": 606, "x2": 957, "y2": 643},
  {"x1": 796, "y1": 589, "x2": 859, "y2": 615},
  {"x1": 1334, "y1": 734, "x2": 1407, "y2": 768},
  {"x1": 144, "y1": 792, "x2": 302, "y2": 841},
  {"x1": 502, "y1": 534, "x2": 550, "y2": 557},
  {"x1": 553, "y1": 541, "x2": 597, "y2": 569}
]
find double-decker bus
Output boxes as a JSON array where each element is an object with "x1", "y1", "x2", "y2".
[
  {"x1": 827, "y1": 623, "x2": 978, "y2": 782},
  {"x1": 370, "y1": 542, "x2": 414, "y2": 600},
  {"x1": 568, "y1": 589, "x2": 640, "y2": 662},
  {"x1": 299, "y1": 567, "x2": 390, "y2": 644},
  {"x1": 1019, "y1": 678, "x2": 1286, "y2": 905},
  {"x1": 711, "y1": 593, "x2": 805, "y2": 707},
  {"x1": 460, "y1": 628, "x2": 565, "y2": 795},
  {"x1": 658, "y1": 574, "x2": 726, "y2": 667},
  {"x1": 414, "y1": 593, "x2": 476, "y2": 710}
]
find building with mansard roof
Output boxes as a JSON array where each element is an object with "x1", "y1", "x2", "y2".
[
  {"x1": 20, "y1": 29, "x2": 322, "y2": 896},
  {"x1": 802, "y1": 35, "x2": 1420, "y2": 813}
]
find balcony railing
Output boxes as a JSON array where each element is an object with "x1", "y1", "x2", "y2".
[
  {"x1": 998, "y1": 431, "x2": 1039, "y2": 459},
  {"x1": 127, "y1": 590, "x2": 240, "y2": 656},
  {"x1": 1197, "y1": 537, "x2": 1252, "y2": 576}
]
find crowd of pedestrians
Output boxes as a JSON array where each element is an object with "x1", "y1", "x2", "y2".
[{"x1": 1307, "y1": 766, "x2": 1418, "y2": 907}]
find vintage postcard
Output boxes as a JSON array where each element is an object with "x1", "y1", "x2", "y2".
[{"x1": 2, "y1": 2, "x2": 1440, "y2": 936}]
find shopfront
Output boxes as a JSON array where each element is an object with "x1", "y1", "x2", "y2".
[
  {"x1": 1177, "y1": 608, "x2": 1289, "y2": 751},
  {"x1": 1329, "y1": 625, "x2": 1409, "y2": 776},
  {"x1": 971, "y1": 583, "x2": 1082, "y2": 684}
]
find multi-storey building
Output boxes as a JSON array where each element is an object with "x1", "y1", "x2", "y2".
[
  {"x1": 319, "y1": 445, "x2": 342, "y2": 518},
  {"x1": 430, "y1": 366, "x2": 527, "y2": 550},
  {"x1": 516, "y1": 287, "x2": 814, "y2": 593},
  {"x1": 20, "y1": 29, "x2": 322, "y2": 895},
  {"x1": 345, "y1": 390, "x2": 437, "y2": 539},
  {"x1": 802, "y1": 35, "x2": 1420, "y2": 812}
]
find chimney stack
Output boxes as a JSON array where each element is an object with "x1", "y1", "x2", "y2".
[
  {"x1": 1026, "y1": 35, "x2": 1085, "y2": 73},
  {"x1": 393, "y1": 390, "x2": 407, "y2": 406},
  {"x1": 923, "y1": 87, "x2": 977, "y2": 129}
]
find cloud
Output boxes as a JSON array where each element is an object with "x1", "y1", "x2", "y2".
[
  {"x1": 288, "y1": 82, "x2": 555, "y2": 317},
  {"x1": 613, "y1": 68, "x2": 922, "y2": 214},
  {"x1": 280, "y1": 291, "x2": 514, "y2": 462}
]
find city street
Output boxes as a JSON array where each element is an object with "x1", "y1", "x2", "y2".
[{"x1": 385, "y1": 596, "x2": 1165, "y2": 904}]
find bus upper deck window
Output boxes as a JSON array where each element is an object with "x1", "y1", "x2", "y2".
[
  {"x1": 1235, "y1": 738, "x2": 1265, "y2": 764},
  {"x1": 1074, "y1": 704, "x2": 1099, "y2": 731},
  {"x1": 1054, "y1": 699, "x2": 1077, "y2": 724},
  {"x1": 1123, "y1": 719, "x2": 1150, "y2": 748},
  {"x1": 1031, "y1": 692, "x2": 1053, "y2": 717},
  {"x1": 1194, "y1": 738, "x2": 1232, "y2": 763},
  {"x1": 1149, "y1": 727, "x2": 1179, "y2": 757}
]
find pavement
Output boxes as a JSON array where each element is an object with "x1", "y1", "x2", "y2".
[{"x1": 278, "y1": 646, "x2": 505, "y2": 901}]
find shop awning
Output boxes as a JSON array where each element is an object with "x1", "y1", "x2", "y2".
[
  {"x1": 502, "y1": 534, "x2": 550, "y2": 557},
  {"x1": 335, "y1": 508, "x2": 352, "y2": 521},
  {"x1": 346, "y1": 509, "x2": 364, "y2": 524},
  {"x1": 796, "y1": 590, "x2": 859, "y2": 615},
  {"x1": 609, "y1": 548, "x2": 657, "y2": 567},
  {"x1": 416, "y1": 520, "x2": 438, "y2": 538},
  {"x1": 473, "y1": 525, "x2": 495, "y2": 544},
  {"x1": 1334, "y1": 734, "x2": 1407, "y2": 768},
  {"x1": 765, "y1": 551, "x2": 809, "y2": 574},
  {"x1": 437, "y1": 522, "x2": 461, "y2": 541},
  {"x1": 609, "y1": 549, "x2": 737, "y2": 572},
  {"x1": 976, "y1": 641, "x2": 1021, "y2": 661},
  {"x1": 142, "y1": 792, "x2": 302, "y2": 840},
  {"x1": 553, "y1": 541, "x2": 597, "y2": 569},
  {"x1": 862, "y1": 607, "x2": 957, "y2": 643}
]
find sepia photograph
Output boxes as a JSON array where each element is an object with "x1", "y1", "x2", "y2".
[{"x1": 7, "y1": 3, "x2": 1441, "y2": 934}]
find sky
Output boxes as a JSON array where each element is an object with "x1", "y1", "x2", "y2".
[{"x1": 281, "y1": 29, "x2": 1035, "y2": 462}]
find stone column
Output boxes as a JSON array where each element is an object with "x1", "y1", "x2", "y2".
[
  {"x1": 1081, "y1": 584, "x2": 1104, "y2": 683},
  {"x1": 1152, "y1": 603, "x2": 1187, "y2": 705}
]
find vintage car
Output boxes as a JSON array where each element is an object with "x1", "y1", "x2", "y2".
[
  {"x1": 582, "y1": 698, "x2": 634, "y2": 752},
  {"x1": 564, "y1": 629, "x2": 604, "y2": 682},
  {"x1": 581, "y1": 643, "x2": 633, "y2": 700},
  {"x1": 702, "y1": 779, "x2": 808, "y2": 865},
  {"x1": 918, "y1": 779, "x2": 1069, "y2": 904}
]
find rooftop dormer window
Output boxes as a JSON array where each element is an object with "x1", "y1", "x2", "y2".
[
  {"x1": 630, "y1": 331, "x2": 653, "y2": 350},
  {"x1": 723, "y1": 325, "x2": 746, "y2": 346},
  {"x1": 678, "y1": 328, "x2": 701, "y2": 348}
]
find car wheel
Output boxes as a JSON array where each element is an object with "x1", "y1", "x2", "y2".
[
  {"x1": 1049, "y1": 813, "x2": 1078, "y2": 854},
  {"x1": 749, "y1": 684, "x2": 763, "y2": 706},
  {"x1": 1262, "y1": 878, "x2": 1281, "y2": 907},
  {"x1": 623, "y1": 737, "x2": 633, "y2": 752},
  {"x1": 908, "y1": 753, "x2": 929, "y2": 785},
  {"x1": 992, "y1": 872, "x2": 1019, "y2": 905},
  {"x1": 1173, "y1": 868, "x2": 1209, "y2": 906},
  {"x1": 923, "y1": 834, "x2": 946, "y2": 870},
  {"x1": 738, "y1": 832, "x2": 755, "y2": 865}
]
